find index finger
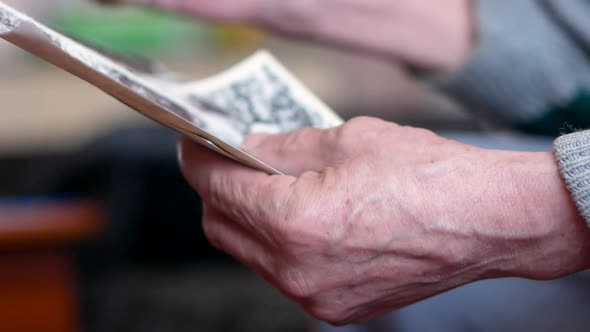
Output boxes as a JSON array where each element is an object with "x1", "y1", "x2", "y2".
[{"x1": 178, "y1": 136, "x2": 297, "y2": 228}]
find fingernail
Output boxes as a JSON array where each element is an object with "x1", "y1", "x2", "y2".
[{"x1": 242, "y1": 133, "x2": 270, "y2": 151}]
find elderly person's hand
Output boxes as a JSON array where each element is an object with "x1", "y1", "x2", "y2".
[
  {"x1": 178, "y1": 117, "x2": 590, "y2": 325},
  {"x1": 101, "y1": 0, "x2": 474, "y2": 72}
]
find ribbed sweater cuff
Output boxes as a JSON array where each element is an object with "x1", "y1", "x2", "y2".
[
  {"x1": 433, "y1": 0, "x2": 590, "y2": 125},
  {"x1": 554, "y1": 130, "x2": 590, "y2": 226}
]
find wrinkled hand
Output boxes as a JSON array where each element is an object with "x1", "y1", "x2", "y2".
[
  {"x1": 101, "y1": 0, "x2": 474, "y2": 72},
  {"x1": 178, "y1": 117, "x2": 590, "y2": 324}
]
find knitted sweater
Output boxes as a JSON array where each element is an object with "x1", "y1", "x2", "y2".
[{"x1": 439, "y1": 0, "x2": 590, "y2": 226}]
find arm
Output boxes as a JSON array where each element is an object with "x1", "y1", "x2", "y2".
[
  {"x1": 103, "y1": 1, "x2": 590, "y2": 321},
  {"x1": 100, "y1": 0, "x2": 474, "y2": 73},
  {"x1": 438, "y1": 0, "x2": 590, "y2": 227},
  {"x1": 103, "y1": 0, "x2": 589, "y2": 133},
  {"x1": 178, "y1": 118, "x2": 590, "y2": 324}
]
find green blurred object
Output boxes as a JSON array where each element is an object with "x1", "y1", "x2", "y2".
[{"x1": 51, "y1": 7, "x2": 215, "y2": 56}]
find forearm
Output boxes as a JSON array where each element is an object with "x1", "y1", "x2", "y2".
[
  {"x1": 500, "y1": 150, "x2": 590, "y2": 280},
  {"x1": 497, "y1": 130, "x2": 590, "y2": 280},
  {"x1": 423, "y1": 148, "x2": 590, "y2": 282},
  {"x1": 429, "y1": 0, "x2": 590, "y2": 279}
]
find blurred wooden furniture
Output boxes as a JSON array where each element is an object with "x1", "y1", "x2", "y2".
[{"x1": 0, "y1": 199, "x2": 103, "y2": 332}]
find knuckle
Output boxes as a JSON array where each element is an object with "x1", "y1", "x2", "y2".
[
  {"x1": 202, "y1": 220, "x2": 222, "y2": 250},
  {"x1": 291, "y1": 127, "x2": 318, "y2": 143},
  {"x1": 346, "y1": 116, "x2": 390, "y2": 131},
  {"x1": 335, "y1": 117, "x2": 392, "y2": 144},
  {"x1": 307, "y1": 305, "x2": 348, "y2": 325},
  {"x1": 403, "y1": 125, "x2": 439, "y2": 139}
]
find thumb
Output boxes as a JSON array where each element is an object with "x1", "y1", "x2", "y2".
[
  {"x1": 243, "y1": 127, "x2": 340, "y2": 176},
  {"x1": 97, "y1": 0, "x2": 263, "y2": 22}
]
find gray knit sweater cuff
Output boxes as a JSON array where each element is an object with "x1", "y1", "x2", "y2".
[
  {"x1": 554, "y1": 131, "x2": 590, "y2": 225},
  {"x1": 434, "y1": 0, "x2": 590, "y2": 125}
]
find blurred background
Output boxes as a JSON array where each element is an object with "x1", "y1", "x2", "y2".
[{"x1": 0, "y1": 1, "x2": 480, "y2": 332}]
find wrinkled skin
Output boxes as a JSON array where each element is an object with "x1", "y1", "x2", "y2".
[
  {"x1": 178, "y1": 118, "x2": 590, "y2": 324},
  {"x1": 101, "y1": 0, "x2": 474, "y2": 72},
  {"x1": 102, "y1": 0, "x2": 590, "y2": 325}
]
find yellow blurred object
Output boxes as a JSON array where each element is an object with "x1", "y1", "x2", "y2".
[{"x1": 216, "y1": 25, "x2": 267, "y2": 49}]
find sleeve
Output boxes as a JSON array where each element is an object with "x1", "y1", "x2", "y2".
[
  {"x1": 555, "y1": 131, "x2": 590, "y2": 226},
  {"x1": 434, "y1": 0, "x2": 590, "y2": 136}
]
